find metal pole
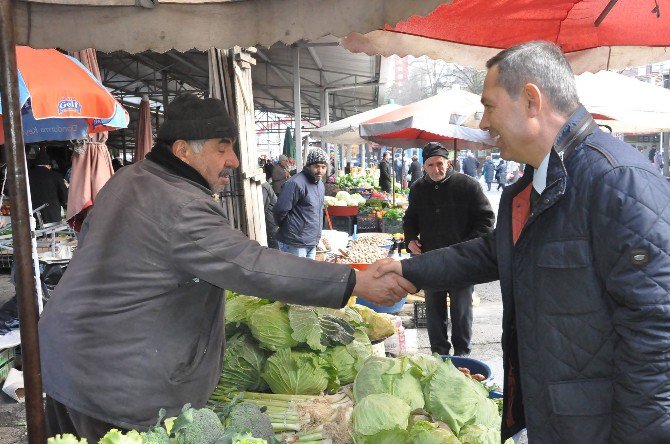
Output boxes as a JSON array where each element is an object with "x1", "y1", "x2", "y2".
[
  {"x1": 663, "y1": 132, "x2": 670, "y2": 178},
  {"x1": 292, "y1": 46, "x2": 303, "y2": 171},
  {"x1": 0, "y1": 1, "x2": 47, "y2": 443}
]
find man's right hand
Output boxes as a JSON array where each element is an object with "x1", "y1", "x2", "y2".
[
  {"x1": 408, "y1": 239, "x2": 422, "y2": 254},
  {"x1": 353, "y1": 259, "x2": 416, "y2": 306}
]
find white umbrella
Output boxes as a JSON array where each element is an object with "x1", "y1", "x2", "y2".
[
  {"x1": 310, "y1": 103, "x2": 401, "y2": 145},
  {"x1": 576, "y1": 70, "x2": 670, "y2": 132}
]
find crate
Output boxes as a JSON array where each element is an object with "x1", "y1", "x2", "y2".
[
  {"x1": 381, "y1": 218, "x2": 403, "y2": 234},
  {"x1": 326, "y1": 215, "x2": 355, "y2": 235},
  {"x1": 0, "y1": 347, "x2": 16, "y2": 383},
  {"x1": 413, "y1": 301, "x2": 427, "y2": 328},
  {"x1": 356, "y1": 213, "x2": 379, "y2": 232}
]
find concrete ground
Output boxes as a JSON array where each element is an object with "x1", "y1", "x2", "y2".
[{"x1": 0, "y1": 183, "x2": 507, "y2": 443}]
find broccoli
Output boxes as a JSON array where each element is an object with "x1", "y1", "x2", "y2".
[
  {"x1": 171, "y1": 404, "x2": 225, "y2": 444},
  {"x1": 98, "y1": 429, "x2": 143, "y2": 444},
  {"x1": 221, "y1": 403, "x2": 274, "y2": 443},
  {"x1": 47, "y1": 434, "x2": 88, "y2": 444},
  {"x1": 139, "y1": 426, "x2": 170, "y2": 444}
]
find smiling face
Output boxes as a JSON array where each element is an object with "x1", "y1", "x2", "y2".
[
  {"x1": 480, "y1": 65, "x2": 532, "y2": 163},
  {"x1": 173, "y1": 137, "x2": 239, "y2": 193}
]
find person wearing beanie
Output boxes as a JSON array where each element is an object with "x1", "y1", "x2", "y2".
[
  {"x1": 273, "y1": 148, "x2": 328, "y2": 259},
  {"x1": 402, "y1": 142, "x2": 495, "y2": 357},
  {"x1": 39, "y1": 94, "x2": 415, "y2": 441},
  {"x1": 271, "y1": 154, "x2": 291, "y2": 195},
  {"x1": 28, "y1": 149, "x2": 68, "y2": 225}
]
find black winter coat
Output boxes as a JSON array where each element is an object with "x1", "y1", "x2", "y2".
[
  {"x1": 378, "y1": 159, "x2": 392, "y2": 193},
  {"x1": 401, "y1": 107, "x2": 670, "y2": 443},
  {"x1": 273, "y1": 167, "x2": 324, "y2": 248},
  {"x1": 408, "y1": 160, "x2": 423, "y2": 186},
  {"x1": 28, "y1": 166, "x2": 68, "y2": 224},
  {"x1": 261, "y1": 182, "x2": 278, "y2": 249},
  {"x1": 403, "y1": 170, "x2": 495, "y2": 252}
]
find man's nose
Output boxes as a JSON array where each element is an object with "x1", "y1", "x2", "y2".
[
  {"x1": 479, "y1": 112, "x2": 489, "y2": 131},
  {"x1": 227, "y1": 151, "x2": 240, "y2": 169}
]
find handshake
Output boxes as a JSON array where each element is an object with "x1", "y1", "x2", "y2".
[{"x1": 352, "y1": 258, "x2": 415, "y2": 307}]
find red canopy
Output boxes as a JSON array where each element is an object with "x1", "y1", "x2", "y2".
[{"x1": 342, "y1": 0, "x2": 670, "y2": 73}]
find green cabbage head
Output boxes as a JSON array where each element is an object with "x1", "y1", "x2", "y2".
[
  {"x1": 408, "y1": 420, "x2": 460, "y2": 444},
  {"x1": 248, "y1": 302, "x2": 298, "y2": 351},
  {"x1": 217, "y1": 333, "x2": 268, "y2": 393},
  {"x1": 353, "y1": 356, "x2": 424, "y2": 411},
  {"x1": 352, "y1": 393, "x2": 411, "y2": 444},
  {"x1": 262, "y1": 348, "x2": 332, "y2": 395},
  {"x1": 324, "y1": 329, "x2": 372, "y2": 384}
]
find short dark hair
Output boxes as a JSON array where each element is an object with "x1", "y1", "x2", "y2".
[{"x1": 486, "y1": 41, "x2": 579, "y2": 116}]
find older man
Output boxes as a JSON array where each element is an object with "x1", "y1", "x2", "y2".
[
  {"x1": 271, "y1": 154, "x2": 291, "y2": 195},
  {"x1": 376, "y1": 41, "x2": 670, "y2": 443},
  {"x1": 39, "y1": 94, "x2": 414, "y2": 441},
  {"x1": 403, "y1": 142, "x2": 494, "y2": 356}
]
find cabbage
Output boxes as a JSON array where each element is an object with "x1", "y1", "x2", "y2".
[
  {"x1": 458, "y1": 424, "x2": 500, "y2": 444},
  {"x1": 408, "y1": 420, "x2": 460, "y2": 444},
  {"x1": 288, "y1": 306, "x2": 356, "y2": 352},
  {"x1": 325, "y1": 329, "x2": 372, "y2": 384},
  {"x1": 353, "y1": 356, "x2": 424, "y2": 410},
  {"x1": 324, "y1": 196, "x2": 338, "y2": 207},
  {"x1": 422, "y1": 358, "x2": 492, "y2": 435},
  {"x1": 217, "y1": 333, "x2": 268, "y2": 393},
  {"x1": 248, "y1": 302, "x2": 298, "y2": 351},
  {"x1": 261, "y1": 348, "x2": 333, "y2": 395},
  {"x1": 351, "y1": 304, "x2": 396, "y2": 342},
  {"x1": 225, "y1": 295, "x2": 270, "y2": 326},
  {"x1": 335, "y1": 191, "x2": 351, "y2": 201},
  {"x1": 352, "y1": 393, "x2": 411, "y2": 444}
]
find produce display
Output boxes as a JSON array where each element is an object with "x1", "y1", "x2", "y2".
[
  {"x1": 336, "y1": 173, "x2": 377, "y2": 190},
  {"x1": 351, "y1": 354, "x2": 510, "y2": 444},
  {"x1": 324, "y1": 191, "x2": 366, "y2": 207},
  {"x1": 215, "y1": 293, "x2": 395, "y2": 397}
]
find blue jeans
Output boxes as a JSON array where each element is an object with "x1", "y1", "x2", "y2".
[{"x1": 278, "y1": 242, "x2": 316, "y2": 259}]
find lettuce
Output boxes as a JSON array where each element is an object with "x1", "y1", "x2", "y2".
[
  {"x1": 248, "y1": 302, "x2": 298, "y2": 351},
  {"x1": 262, "y1": 348, "x2": 333, "y2": 395}
]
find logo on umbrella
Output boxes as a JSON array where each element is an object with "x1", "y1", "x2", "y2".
[{"x1": 58, "y1": 98, "x2": 82, "y2": 115}]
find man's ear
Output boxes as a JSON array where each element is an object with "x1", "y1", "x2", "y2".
[
  {"x1": 171, "y1": 140, "x2": 190, "y2": 163},
  {"x1": 523, "y1": 83, "x2": 542, "y2": 118}
]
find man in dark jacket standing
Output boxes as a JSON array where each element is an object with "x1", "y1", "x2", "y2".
[
  {"x1": 403, "y1": 143, "x2": 494, "y2": 356},
  {"x1": 274, "y1": 148, "x2": 328, "y2": 259},
  {"x1": 494, "y1": 159, "x2": 507, "y2": 190},
  {"x1": 408, "y1": 154, "x2": 422, "y2": 187},
  {"x1": 261, "y1": 181, "x2": 279, "y2": 249},
  {"x1": 28, "y1": 151, "x2": 68, "y2": 224},
  {"x1": 376, "y1": 41, "x2": 670, "y2": 443},
  {"x1": 378, "y1": 151, "x2": 392, "y2": 193},
  {"x1": 461, "y1": 153, "x2": 479, "y2": 177}
]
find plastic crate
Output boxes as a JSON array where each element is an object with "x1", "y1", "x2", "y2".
[
  {"x1": 356, "y1": 213, "x2": 379, "y2": 232},
  {"x1": 381, "y1": 218, "x2": 403, "y2": 234},
  {"x1": 0, "y1": 347, "x2": 16, "y2": 384},
  {"x1": 414, "y1": 301, "x2": 427, "y2": 328},
  {"x1": 326, "y1": 215, "x2": 355, "y2": 235}
]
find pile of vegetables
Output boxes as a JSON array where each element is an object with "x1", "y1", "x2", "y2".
[
  {"x1": 351, "y1": 355, "x2": 512, "y2": 444},
  {"x1": 324, "y1": 191, "x2": 366, "y2": 207},
  {"x1": 215, "y1": 294, "x2": 395, "y2": 398},
  {"x1": 336, "y1": 173, "x2": 377, "y2": 190},
  {"x1": 47, "y1": 403, "x2": 276, "y2": 444}
]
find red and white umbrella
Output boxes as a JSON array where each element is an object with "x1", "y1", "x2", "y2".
[{"x1": 342, "y1": 0, "x2": 670, "y2": 73}]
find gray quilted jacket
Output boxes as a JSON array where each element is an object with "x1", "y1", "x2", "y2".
[{"x1": 402, "y1": 107, "x2": 670, "y2": 443}]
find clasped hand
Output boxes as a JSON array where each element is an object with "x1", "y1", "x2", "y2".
[{"x1": 352, "y1": 258, "x2": 414, "y2": 307}]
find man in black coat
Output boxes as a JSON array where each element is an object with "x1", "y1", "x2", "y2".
[
  {"x1": 28, "y1": 151, "x2": 68, "y2": 224},
  {"x1": 403, "y1": 142, "x2": 495, "y2": 356},
  {"x1": 378, "y1": 151, "x2": 392, "y2": 193},
  {"x1": 408, "y1": 155, "x2": 423, "y2": 187},
  {"x1": 376, "y1": 41, "x2": 670, "y2": 443}
]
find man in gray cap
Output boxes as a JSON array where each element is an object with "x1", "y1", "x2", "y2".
[
  {"x1": 273, "y1": 148, "x2": 328, "y2": 259},
  {"x1": 38, "y1": 94, "x2": 414, "y2": 441},
  {"x1": 271, "y1": 154, "x2": 291, "y2": 195}
]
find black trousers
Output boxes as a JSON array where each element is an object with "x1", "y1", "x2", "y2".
[
  {"x1": 45, "y1": 395, "x2": 126, "y2": 442},
  {"x1": 424, "y1": 286, "x2": 474, "y2": 356}
]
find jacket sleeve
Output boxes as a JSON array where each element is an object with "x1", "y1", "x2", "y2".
[
  {"x1": 273, "y1": 179, "x2": 300, "y2": 226},
  {"x1": 590, "y1": 167, "x2": 670, "y2": 443},
  {"x1": 402, "y1": 185, "x2": 420, "y2": 243},
  {"x1": 466, "y1": 183, "x2": 496, "y2": 239},
  {"x1": 170, "y1": 198, "x2": 354, "y2": 308},
  {"x1": 401, "y1": 230, "x2": 499, "y2": 292}
]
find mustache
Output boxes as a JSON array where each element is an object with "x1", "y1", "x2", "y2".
[{"x1": 219, "y1": 168, "x2": 235, "y2": 178}]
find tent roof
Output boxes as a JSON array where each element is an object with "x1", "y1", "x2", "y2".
[
  {"x1": 15, "y1": 0, "x2": 444, "y2": 53},
  {"x1": 310, "y1": 103, "x2": 401, "y2": 145}
]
